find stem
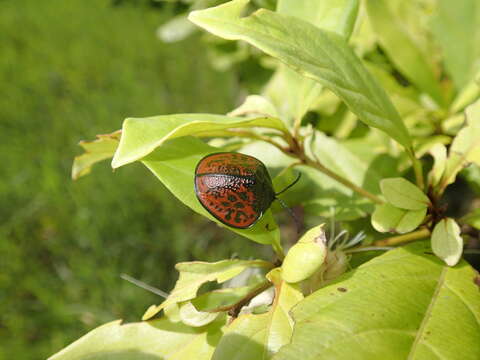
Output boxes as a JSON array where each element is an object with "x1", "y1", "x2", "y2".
[
  {"x1": 373, "y1": 228, "x2": 430, "y2": 246},
  {"x1": 229, "y1": 128, "x2": 384, "y2": 205},
  {"x1": 464, "y1": 249, "x2": 480, "y2": 255},
  {"x1": 410, "y1": 151, "x2": 425, "y2": 191},
  {"x1": 304, "y1": 158, "x2": 384, "y2": 204},
  {"x1": 346, "y1": 246, "x2": 394, "y2": 253},
  {"x1": 224, "y1": 280, "x2": 272, "y2": 319},
  {"x1": 271, "y1": 239, "x2": 285, "y2": 260},
  {"x1": 293, "y1": 115, "x2": 302, "y2": 140},
  {"x1": 207, "y1": 129, "x2": 289, "y2": 153}
]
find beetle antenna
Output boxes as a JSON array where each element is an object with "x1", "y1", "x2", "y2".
[
  {"x1": 275, "y1": 197, "x2": 301, "y2": 234},
  {"x1": 275, "y1": 172, "x2": 301, "y2": 196}
]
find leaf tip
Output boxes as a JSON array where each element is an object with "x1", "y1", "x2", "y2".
[{"x1": 142, "y1": 304, "x2": 160, "y2": 321}]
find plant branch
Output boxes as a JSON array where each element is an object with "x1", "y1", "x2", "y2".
[
  {"x1": 303, "y1": 158, "x2": 384, "y2": 204},
  {"x1": 230, "y1": 128, "x2": 384, "y2": 205},
  {"x1": 271, "y1": 239, "x2": 285, "y2": 261},
  {"x1": 211, "y1": 129, "x2": 290, "y2": 153},
  {"x1": 346, "y1": 246, "x2": 394, "y2": 253},
  {"x1": 410, "y1": 151, "x2": 425, "y2": 191},
  {"x1": 224, "y1": 280, "x2": 273, "y2": 319},
  {"x1": 293, "y1": 115, "x2": 303, "y2": 140},
  {"x1": 373, "y1": 228, "x2": 430, "y2": 246}
]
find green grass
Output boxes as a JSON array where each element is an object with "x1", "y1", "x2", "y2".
[{"x1": 0, "y1": 1, "x2": 265, "y2": 358}]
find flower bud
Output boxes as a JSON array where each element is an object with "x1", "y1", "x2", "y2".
[{"x1": 282, "y1": 225, "x2": 327, "y2": 283}]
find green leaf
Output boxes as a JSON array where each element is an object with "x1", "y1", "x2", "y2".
[
  {"x1": 178, "y1": 302, "x2": 219, "y2": 327},
  {"x1": 212, "y1": 268, "x2": 303, "y2": 360},
  {"x1": 48, "y1": 317, "x2": 225, "y2": 360},
  {"x1": 71, "y1": 130, "x2": 120, "y2": 180},
  {"x1": 140, "y1": 136, "x2": 281, "y2": 246},
  {"x1": 143, "y1": 258, "x2": 273, "y2": 320},
  {"x1": 158, "y1": 14, "x2": 198, "y2": 43},
  {"x1": 380, "y1": 177, "x2": 430, "y2": 210},
  {"x1": 427, "y1": 143, "x2": 447, "y2": 187},
  {"x1": 462, "y1": 208, "x2": 480, "y2": 230},
  {"x1": 241, "y1": 138, "x2": 378, "y2": 220},
  {"x1": 277, "y1": 0, "x2": 359, "y2": 38},
  {"x1": 274, "y1": 242, "x2": 480, "y2": 360},
  {"x1": 440, "y1": 99, "x2": 480, "y2": 189},
  {"x1": 431, "y1": 218, "x2": 463, "y2": 267},
  {"x1": 365, "y1": 63, "x2": 421, "y2": 117},
  {"x1": 431, "y1": 0, "x2": 480, "y2": 91},
  {"x1": 371, "y1": 203, "x2": 426, "y2": 234},
  {"x1": 189, "y1": 0, "x2": 413, "y2": 150},
  {"x1": 308, "y1": 131, "x2": 384, "y2": 195},
  {"x1": 303, "y1": 196, "x2": 374, "y2": 221},
  {"x1": 463, "y1": 164, "x2": 480, "y2": 194},
  {"x1": 365, "y1": 0, "x2": 444, "y2": 106},
  {"x1": 266, "y1": 0, "x2": 359, "y2": 122},
  {"x1": 191, "y1": 283, "x2": 264, "y2": 312},
  {"x1": 228, "y1": 95, "x2": 279, "y2": 118},
  {"x1": 450, "y1": 69, "x2": 480, "y2": 113},
  {"x1": 282, "y1": 225, "x2": 327, "y2": 283},
  {"x1": 111, "y1": 113, "x2": 289, "y2": 168},
  {"x1": 264, "y1": 66, "x2": 323, "y2": 124}
]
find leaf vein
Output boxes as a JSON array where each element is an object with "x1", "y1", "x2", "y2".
[{"x1": 407, "y1": 267, "x2": 447, "y2": 360}]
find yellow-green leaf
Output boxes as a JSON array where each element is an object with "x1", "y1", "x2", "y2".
[
  {"x1": 440, "y1": 99, "x2": 480, "y2": 190},
  {"x1": 365, "y1": 0, "x2": 444, "y2": 106},
  {"x1": 212, "y1": 268, "x2": 303, "y2": 360},
  {"x1": 282, "y1": 225, "x2": 327, "y2": 283},
  {"x1": 274, "y1": 242, "x2": 480, "y2": 360},
  {"x1": 189, "y1": 0, "x2": 413, "y2": 150},
  {"x1": 71, "y1": 130, "x2": 120, "y2": 180},
  {"x1": 380, "y1": 177, "x2": 430, "y2": 210},
  {"x1": 112, "y1": 114, "x2": 288, "y2": 168},
  {"x1": 143, "y1": 259, "x2": 273, "y2": 320},
  {"x1": 140, "y1": 136, "x2": 281, "y2": 247},
  {"x1": 49, "y1": 316, "x2": 225, "y2": 360},
  {"x1": 431, "y1": 218, "x2": 463, "y2": 266},
  {"x1": 428, "y1": 143, "x2": 447, "y2": 187},
  {"x1": 371, "y1": 203, "x2": 426, "y2": 234}
]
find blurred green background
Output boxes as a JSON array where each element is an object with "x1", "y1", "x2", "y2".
[{"x1": 0, "y1": 1, "x2": 265, "y2": 358}]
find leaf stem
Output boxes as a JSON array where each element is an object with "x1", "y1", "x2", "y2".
[
  {"x1": 303, "y1": 158, "x2": 384, "y2": 204},
  {"x1": 373, "y1": 228, "x2": 430, "y2": 246},
  {"x1": 410, "y1": 151, "x2": 425, "y2": 191},
  {"x1": 271, "y1": 239, "x2": 285, "y2": 260},
  {"x1": 346, "y1": 246, "x2": 394, "y2": 253},
  {"x1": 221, "y1": 129, "x2": 289, "y2": 152},
  {"x1": 293, "y1": 115, "x2": 302, "y2": 140},
  {"x1": 222, "y1": 280, "x2": 273, "y2": 319},
  {"x1": 232, "y1": 128, "x2": 384, "y2": 205}
]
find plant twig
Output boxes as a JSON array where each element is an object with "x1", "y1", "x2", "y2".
[
  {"x1": 228, "y1": 128, "x2": 384, "y2": 205},
  {"x1": 346, "y1": 246, "x2": 394, "y2": 253},
  {"x1": 464, "y1": 249, "x2": 480, "y2": 255},
  {"x1": 373, "y1": 228, "x2": 430, "y2": 246},
  {"x1": 293, "y1": 115, "x2": 303, "y2": 140},
  {"x1": 225, "y1": 280, "x2": 272, "y2": 319},
  {"x1": 304, "y1": 158, "x2": 384, "y2": 204},
  {"x1": 271, "y1": 239, "x2": 285, "y2": 261},
  {"x1": 410, "y1": 152, "x2": 425, "y2": 191},
  {"x1": 218, "y1": 129, "x2": 289, "y2": 153}
]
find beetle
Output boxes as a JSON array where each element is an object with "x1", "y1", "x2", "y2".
[{"x1": 194, "y1": 152, "x2": 300, "y2": 229}]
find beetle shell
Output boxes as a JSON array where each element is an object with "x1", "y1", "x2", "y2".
[{"x1": 194, "y1": 152, "x2": 275, "y2": 228}]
